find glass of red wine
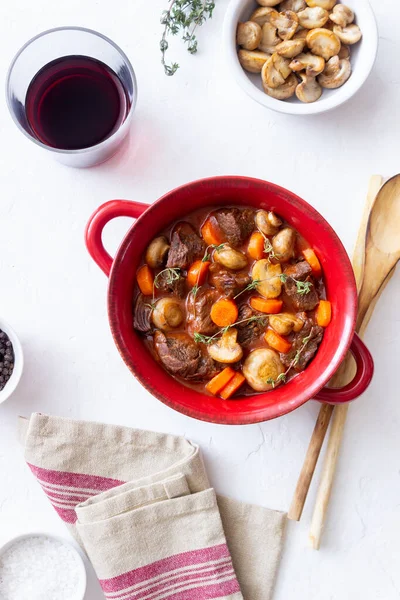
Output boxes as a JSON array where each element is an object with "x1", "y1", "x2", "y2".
[{"x1": 6, "y1": 27, "x2": 136, "y2": 168}]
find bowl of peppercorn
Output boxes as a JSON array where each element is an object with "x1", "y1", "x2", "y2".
[{"x1": 0, "y1": 318, "x2": 23, "y2": 404}]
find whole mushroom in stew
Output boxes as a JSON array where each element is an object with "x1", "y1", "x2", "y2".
[{"x1": 133, "y1": 204, "x2": 331, "y2": 400}]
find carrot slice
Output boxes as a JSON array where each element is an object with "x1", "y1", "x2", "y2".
[
  {"x1": 201, "y1": 217, "x2": 224, "y2": 246},
  {"x1": 316, "y1": 300, "x2": 332, "y2": 327},
  {"x1": 302, "y1": 248, "x2": 322, "y2": 278},
  {"x1": 206, "y1": 367, "x2": 236, "y2": 396},
  {"x1": 187, "y1": 260, "x2": 210, "y2": 287},
  {"x1": 220, "y1": 372, "x2": 246, "y2": 400},
  {"x1": 210, "y1": 298, "x2": 239, "y2": 327},
  {"x1": 247, "y1": 232, "x2": 265, "y2": 260},
  {"x1": 136, "y1": 264, "x2": 154, "y2": 296},
  {"x1": 250, "y1": 297, "x2": 283, "y2": 314},
  {"x1": 265, "y1": 328, "x2": 292, "y2": 354}
]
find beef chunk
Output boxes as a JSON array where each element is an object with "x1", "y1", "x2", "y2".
[
  {"x1": 166, "y1": 222, "x2": 205, "y2": 269},
  {"x1": 215, "y1": 208, "x2": 255, "y2": 247},
  {"x1": 155, "y1": 270, "x2": 186, "y2": 297},
  {"x1": 236, "y1": 303, "x2": 267, "y2": 347},
  {"x1": 133, "y1": 295, "x2": 152, "y2": 333},
  {"x1": 209, "y1": 263, "x2": 251, "y2": 298},
  {"x1": 187, "y1": 288, "x2": 219, "y2": 336},
  {"x1": 154, "y1": 331, "x2": 217, "y2": 380},
  {"x1": 283, "y1": 261, "x2": 320, "y2": 311},
  {"x1": 281, "y1": 319, "x2": 323, "y2": 372}
]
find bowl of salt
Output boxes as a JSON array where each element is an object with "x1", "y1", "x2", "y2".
[{"x1": 0, "y1": 533, "x2": 87, "y2": 600}]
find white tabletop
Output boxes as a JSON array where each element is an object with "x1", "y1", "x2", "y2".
[{"x1": 1, "y1": 1, "x2": 399, "y2": 599}]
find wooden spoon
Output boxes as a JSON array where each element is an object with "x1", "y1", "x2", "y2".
[{"x1": 309, "y1": 173, "x2": 400, "y2": 549}]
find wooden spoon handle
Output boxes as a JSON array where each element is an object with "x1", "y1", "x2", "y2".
[{"x1": 287, "y1": 175, "x2": 383, "y2": 524}]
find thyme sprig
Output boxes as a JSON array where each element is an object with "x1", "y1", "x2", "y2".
[
  {"x1": 233, "y1": 279, "x2": 261, "y2": 300},
  {"x1": 279, "y1": 273, "x2": 313, "y2": 296},
  {"x1": 191, "y1": 243, "x2": 225, "y2": 299},
  {"x1": 160, "y1": 0, "x2": 216, "y2": 76},
  {"x1": 152, "y1": 267, "x2": 181, "y2": 305},
  {"x1": 193, "y1": 315, "x2": 266, "y2": 345},
  {"x1": 266, "y1": 331, "x2": 313, "y2": 388}
]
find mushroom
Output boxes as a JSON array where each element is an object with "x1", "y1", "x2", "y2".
[
  {"x1": 263, "y1": 73, "x2": 298, "y2": 99},
  {"x1": 243, "y1": 348, "x2": 285, "y2": 391},
  {"x1": 237, "y1": 21, "x2": 262, "y2": 50},
  {"x1": 252, "y1": 259, "x2": 282, "y2": 299},
  {"x1": 270, "y1": 10, "x2": 299, "y2": 40},
  {"x1": 272, "y1": 228, "x2": 295, "y2": 262},
  {"x1": 318, "y1": 56, "x2": 351, "y2": 88},
  {"x1": 276, "y1": 38, "x2": 306, "y2": 58},
  {"x1": 208, "y1": 329, "x2": 243, "y2": 364},
  {"x1": 250, "y1": 7, "x2": 278, "y2": 26},
  {"x1": 296, "y1": 72, "x2": 323, "y2": 102},
  {"x1": 214, "y1": 245, "x2": 248, "y2": 270},
  {"x1": 238, "y1": 49, "x2": 271, "y2": 73},
  {"x1": 333, "y1": 24, "x2": 362, "y2": 45},
  {"x1": 293, "y1": 28, "x2": 309, "y2": 40},
  {"x1": 306, "y1": 28, "x2": 341, "y2": 60},
  {"x1": 338, "y1": 44, "x2": 350, "y2": 59},
  {"x1": 290, "y1": 52, "x2": 325, "y2": 76},
  {"x1": 262, "y1": 53, "x2": 292, "y2": 89},
  {"x1": 256, "y1": 0, "x2": 281, "y2": 5},
  {"x1": 329, "y1": 4, "x2": 354, "y2": 27},
  {"x1": 255, "y1": 210, "x2": 282, "y2": 236},
  {"x1": 258, "y1": 23, "x2": 281, "y2": 53},
  {"x1": 152, "y1": 298, "x2": 184, "y2": 331},
  {"x1": 269, "y1": 313, "x2": 304, "y2": 336},
  {"x1": 305, "y1": 0, "x2": 337, "y2": 9},
  {"x1": 145, "y1": 236, "x2": 170, "y2": 268},
  {"x1": 279, "y1": 0, "x2": 306, "y2": 13},
  {"x1": 297, "y1": 6, "x2": 329, "y2": 28}
]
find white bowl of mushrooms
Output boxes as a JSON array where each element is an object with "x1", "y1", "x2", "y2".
[{"x1": 223, "y1": 0, "x2": 378, "y2": 114}]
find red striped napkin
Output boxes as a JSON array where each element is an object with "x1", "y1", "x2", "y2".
[{"x1": 20, "y1": 413, "x2": 286, "y2": 600}]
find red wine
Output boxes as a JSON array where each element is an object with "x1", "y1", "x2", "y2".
[{"x1": 25, "y1": 55, "x2": 130, "y2": 150}]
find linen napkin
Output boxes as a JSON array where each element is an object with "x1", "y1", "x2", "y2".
[{"x1": 20, "y1": 413, "x2": 286, "y2": 600}]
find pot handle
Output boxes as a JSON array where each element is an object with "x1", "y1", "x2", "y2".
[
  {"x1": 85, "y1": 200, "x2": 148, "y2": 276},
  {"x1": 315, "y1": 333, "x2": 374, "y2": 404}
]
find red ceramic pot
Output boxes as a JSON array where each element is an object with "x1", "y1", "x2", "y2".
[{"x1": 85, "y1": 176, "x2": 374, "y2": 425}]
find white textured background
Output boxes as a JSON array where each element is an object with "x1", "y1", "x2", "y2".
[{"x1": 1, "y1": 1, "x2": 399, "y2": 598}]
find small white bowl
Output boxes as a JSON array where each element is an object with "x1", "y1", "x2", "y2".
[
  {"x1": 0, "y1": 318, "x2": 23, "y2": 405},
  {"x1": 0, "y1": 533, "x2": 87, "y2": 600},
  {"x1": 223, "y1": 0, "x2": 378, "y2": 115}
]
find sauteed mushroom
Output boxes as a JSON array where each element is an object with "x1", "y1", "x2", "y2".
[
  {"x1": 333, "y1": 24, "x2": 362, "y2": 45},
  {"x1": 338, "y1": 44, "x2": 350, "y2": 59},
  {"x1": 238, "y1": 49, "x2": 271, "y2": 73},
  {"x1": 290, "y1": 52, "x2": 325, "y2": 76},
  {"x1": 298, "y1": 6, "x2": 329, "y2": 28},
  {"x1": 152, "y1": 298, "x2": 184, "y2": 331},
  {"x1": 329, "y1": 4, "x2": 354, "y2": 27},
  {"x1": 257, "y1": 0, "x2": 281, "y2": 5},
  {"x1": 237, "y1": 21, "x2": 262, "y2": 50},
  {"x1": 269, "y1": 313, "x2": 304, "y2": 335},
  {"x1": 255, "y1": 210, "x2": 282, "y2": 236},
  {"x1": 280, "y1": 0, "x2": 306, "y2": 12},
  {"x1": 258, "y1": 23, "x2": 281, "y2": 53},
  {"x1": 262, "y1": 53, "x2": 292, "y2": 88},
  {"x1": 214, "y1": 245, "x2": 248, "y2": 270},
  {"x1": 208, "y1": 329, "x2": 243, "y2": 364},
  {"x1": 252, "y1": 259, "x2": 282, "y2": 298},
  {"x1": 305, "y1": 0, "x2": 336, "y2": 9},
  {"x1": 243, "y1": 348, "x2": 285, "y2": 391},
  {"x1": 263, "y1": 73, "x2": 298, "y2": 99},
  {"x1": 145, "y1": 236, "x2": 170, "y2": 268},
  {"x1": 272, "y1": 227, "x2": 296, "y2": 261},
  {"x1": 250, "y1": 7, "x2": 278, "y2": 26},
  {"x1": 306, "y1": 28, "x2": 341, "y2": 61},
  {"x1": 276, "y1": 38, "x2": 306, "y2": 58},
  {"x1": 296, "y1": 72, "x2": 323, "y2": 102},
  {"x1": 270, "y1": 10, "x2": 299, "y2": 40},
  {"x1": 318, "y1": 56, "x2": 351, "y2": 88}
]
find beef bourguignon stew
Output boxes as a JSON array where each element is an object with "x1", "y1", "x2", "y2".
[{"x1": 133, "y1": 206, "x2": 332, "y2": 400}]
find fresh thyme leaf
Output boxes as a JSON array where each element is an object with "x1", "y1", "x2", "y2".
[
  {"x1": 279, "y1": 273, "x2": 313, "y2": 295},
  {"x1": 202, "y1": 253, "x2": 210, "y2": 263},
  {"x1": 214, "y1": 243, "x2": 225, "y2": 253},
  {"x1": 144, "y1": 302, "x2": 156, "y2": 310},
  {"x1": 266, "y1": 377, "x2": 276, "y2": 388},
  {"x1": 233, "y1": 279, "x2": 261, "y2": 300},
  {"x1": 266, "y1": 330, "x2": 313, "y2": 386},
  {"x1": 192, "y1": 284, "x2": 199, "y2": 297},
  {"x1": 160, "y1": 0, "x2": 216, "y2": 76},
  {"x1": 154, "y1": 268, "x2": 181, "y2": 289},
  {"x1": 193, "y1": 315, "x2": 265, "y2": 344},
  {"x1": 276, "y1": 373, "x2": 287, "y2": 384}
]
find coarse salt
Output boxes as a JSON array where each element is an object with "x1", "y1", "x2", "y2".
[{"x1": 0, "y1": 535, "x2": 83, "y2": 600}]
